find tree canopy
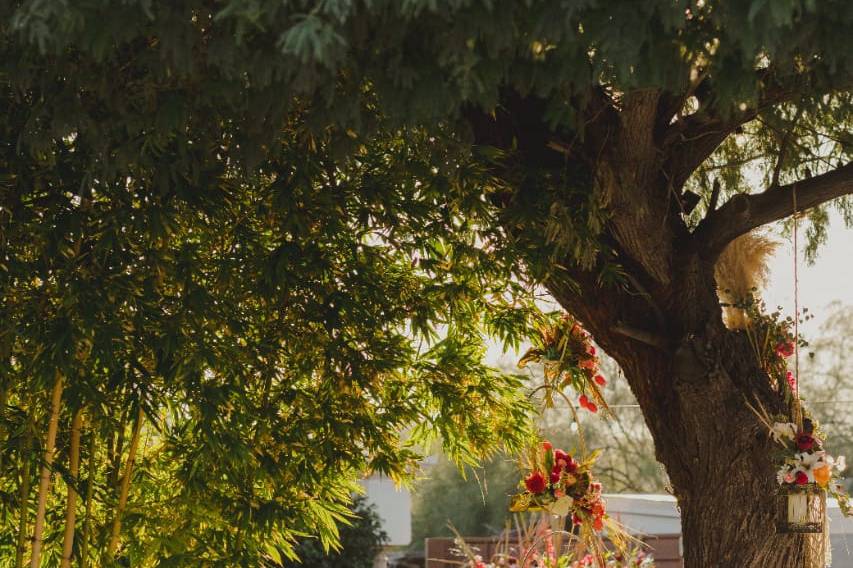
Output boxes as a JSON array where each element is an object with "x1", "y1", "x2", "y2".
[{"x1": 1, "y1": 1, "x2": 853, "y2": 565}]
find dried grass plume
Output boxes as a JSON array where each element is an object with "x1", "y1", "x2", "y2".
[{"x1": 714, "y1": 231, "x2": 779, "y2": 329}]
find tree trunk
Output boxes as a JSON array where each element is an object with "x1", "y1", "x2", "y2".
[
  {"x1": 105, "y1": 405, "x2": 144, "y2": 558},
  {"x1": 464, "y1": 86, "x2": 840, "y2": 567},
  {"x1": 548, "y1": 252, "x2": 818, "y2": 567},
  {"x1": 29, "y1": 373, "x2": 64, "y2": 568},
  {"x1": 60, "y1": 410, "x2": 83, "y2": 568}
]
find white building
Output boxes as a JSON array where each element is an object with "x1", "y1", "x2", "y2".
[{"x1": 605, "y1": 494, "x2": 853, "y2": 567}]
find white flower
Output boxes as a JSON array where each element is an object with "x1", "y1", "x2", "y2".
[
  {"x1": 777, "y1": 466, "x2": 795, "y2": 485},
  {"x1": 771, "y1": 422, "x2": 797, "y2": 443},
  {"x1": 831, "y1": 455, "x2": 847, "y2": 472},
  {"x1": 793, "y1": 451, "x2": 827, "y2": 482}
]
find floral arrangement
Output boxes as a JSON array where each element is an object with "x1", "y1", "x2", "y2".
[
  {"x1": 519, "y1": 314, "x2": 608, "y2": 415},
  {"x1": 510, "y1": 441, "x2": 607, "y2": 528},
  {"x1": 508, "y1": 441, "x2": 637, "y2": 566},
  {"x1": 770, "y1": 417, "x2": 851, "y2": 516},
  {"x1": 739, "y1": 300, "x2": 852, "y2": 519}
]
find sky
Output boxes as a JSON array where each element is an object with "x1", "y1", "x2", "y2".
[{"x1": 764, "y1": 210, "x2": 853, "y2": 339}]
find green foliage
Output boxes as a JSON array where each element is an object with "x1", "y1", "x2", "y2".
[
  {"x1": 280, "y1": 495, "x2": 388, "y2": 568},
  {"x1": 0, "y1": 0, "x2": 852, "y2": 564},
  {"x1": 410, "y1": 454, "x2": 520, "y2": 551},
  {"x1": 0, "y1": 124, "x2": 537, "y2": 563}
]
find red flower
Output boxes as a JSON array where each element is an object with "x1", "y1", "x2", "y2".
[
  {"x1": 594, "y1": 374, "x2": 607, "y2": 386},
  {"x1": 590, "y1": 482, "x2": 602, "y2": 495},
  {"x1": 542, "y1": 440, "x2": 553, "y2": 451},
  {"x1": 525, "y1": 471, "x2": 547, "y2": 494},
  {"x1": 796, "y1": 433, "x2": 814, "y2": 451},
  {"x1": 572, "y1": 513, "x2": 583, "y2": 526},
  {"x1": 795, "y1": 471, "x2": 809, "y2": 485},
  {"x1": 550, "y1": 464, "x2": 562, "y2": 484},
  {"x1": 776, "y1": 341, "x2": 795, "y2": 358},
  {"x1": 565, "y1": 457, "x2": 578, "y2": 473},
  {"x1": 586, "y1": 401, "x2": 598, "y2": 413},
  {"x1": 587, "y1": 345, "x2": 596, "y2": 356},
  {"x1": 579, "y1": 394, "x2": 590, "y2": 409},
  {"x1": 593, "y1": 516, "x2": 604, "y2": 531},
  {"x1": 578, "y1": 358, "x2": 596, "y2": 370},
  {"x1": 554, "y1": 449, "x2": 570, "y2": 465}
]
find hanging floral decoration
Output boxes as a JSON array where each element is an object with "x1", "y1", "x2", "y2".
[
  {"x1": 519, "y1": 314, "x2": 609, "y2": 415},
  {"x1": 509, "y1": 441, "x2": 635, "y2": 564},
  {"x1": 742, "y1": 303, "x2": 852, "y2": 533}
]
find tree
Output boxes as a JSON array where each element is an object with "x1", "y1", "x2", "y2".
[
  {"x1": 1, "y1": 1, "x2": 853, "y2": 566},
  {"x1": 282, "y1": 495, "x2": 388, "y2": 568}
]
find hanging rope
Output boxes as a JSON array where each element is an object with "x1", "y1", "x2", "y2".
[{"x1": 792, "y1": 184, "x2": 803, "y2": 429}]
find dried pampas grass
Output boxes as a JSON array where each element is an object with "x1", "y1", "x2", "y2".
[{"x1": 714, "y1": 231, "x2": 779, "y2": 329}]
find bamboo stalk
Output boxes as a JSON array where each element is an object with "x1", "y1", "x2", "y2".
[
  {"x1": 105, "y1": 405, "x2": 144, "y2": 557},
  {"x1": 15, "y1": 426, "x2": 33, "y2": 568},
  {"x1": 60, "y1": 410, "x2": 83, "y2": 568},
  {"x1": 0, "y1": 385, "x2": 9, "y2": 472},
  {"x1": 29, "y1": 373, "x2": 64, "y2": 568},
  {"x1": 80, "y1": 430, "x2": 96, "y2": 568}
]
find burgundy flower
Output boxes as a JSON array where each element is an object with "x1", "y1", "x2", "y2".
[
  {"x1": 525, "y1": 471, "x2": 547, "y2": 494},
  {"x1": 796, "y1": 433, "x2": 814, "y2": 451},
  {"x1": 566, "y1": 457, "x2": 578, "y2": 473},
  {"x1": 795, "y1": 471, "x2": 809, "y2": 485}
]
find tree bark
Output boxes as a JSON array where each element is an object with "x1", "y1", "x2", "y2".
[
  {"x1": 547, "y1": 248, "x2": 816, "y2": 567},
  {"x1": 464, "y1": 83, "x2": 853, "y2": 567},
  {"x1": 105, "y1": 405, "x2": 144, "y2": 558},
  {"x1": 29, "y1": 373, "x2": 64, "y2": 568},
  {"x1": 60, "y1": 410, "x2": 83, "y2": 568}
]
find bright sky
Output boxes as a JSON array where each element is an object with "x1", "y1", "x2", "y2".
[{"x1": 764, "y1": 210, "x2": 853, "y2": 338}]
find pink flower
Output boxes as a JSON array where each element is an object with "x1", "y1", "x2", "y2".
[
  {"x1": 784, "y1": 472, "x2": 796, "y2": 484},
  {"x1": 776, "y1": 341, "x2": 795, "y2": 358},
  {"x1": 786, "y1": 371, "x2": 797, "y2": 390},
  {"x1": 594, "y1": 374, "x2": 606, "y2": 386}
]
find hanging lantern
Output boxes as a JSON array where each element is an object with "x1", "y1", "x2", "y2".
[{"x1": 777, "y1": 483, "x2": 826, "y2": 534}]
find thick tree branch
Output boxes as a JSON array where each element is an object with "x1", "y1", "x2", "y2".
[{"x1": 695, "y1": 162, "x2": 853, "y2": 257}]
